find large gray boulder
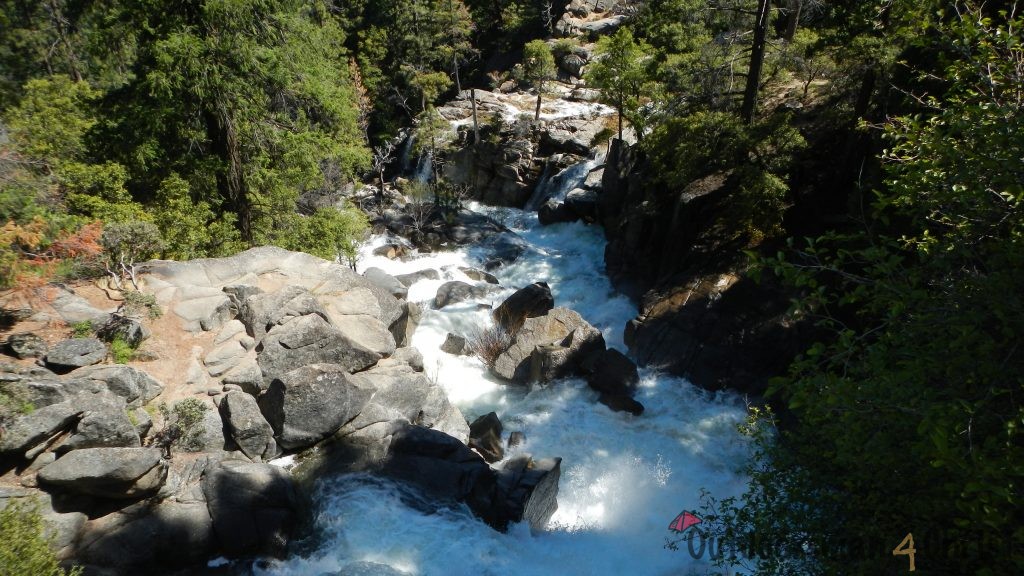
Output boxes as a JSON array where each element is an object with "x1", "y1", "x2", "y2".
[
  {"x1": 344, "y1": 363, "x2": 469, "y2": 444},
  {"x1": 257, "y1": 314, "x2": 381, "y2": 387},
  {"x1": 389, "y1": 300, "x2": 422, "y2": 348},
  {"x1": 332, "y1": 314, "x2": 397, "y2": 357},
  {"x1": 434, "y1": 281, "x2": 494, "y2": 309},
  {"x1": 238, "y1": 286, "x2": 330, "y2": 343},
  {"x1": 492, "y1": 307, "x2": 605, "y2": 383},
  {"x1": 37, "y1": 447, "x2": 167, "y2": 499},
  {"x1": 493, "y1": 282, "x2": 555, "y2": 332},
  {"x1": 363, "y1": 267, "x2": 409, "y2": 300},
  {"x1": 44, "y1": 338, "x2": 106, "y2": 373},
  {"x1": 259, "y1": 364, "x2": 375, "y2": 451},
  {"x1": 95, "y1": 314, "x2": 151, "y2": 348},
  {"x1": 58, "y1": 391, "x2": 140, "y2": 453},
  {"x1": 202, "y1": 459, "x2": 296, "y2": 557},
  {"x1": 221, "y1": 391, "x2": 279, "y2": 461}
]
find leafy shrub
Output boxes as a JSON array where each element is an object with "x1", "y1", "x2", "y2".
[
  {"x1": 156, "y1": 398, "x2": 209, "y2": 453},
  {"x1": 272, "y1": 206, "x2": 369, "y2": 270},
  {"x1": 120, "y1": 290, "x2": 162, "y2": 319},
  {"x1": 0, "y1": 499, "x2": 82, "y2": 576},
  {"x1": 100, "y1": 220, "x2": 165, "y2": 290}
]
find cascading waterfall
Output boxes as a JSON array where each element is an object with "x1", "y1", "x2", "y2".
[
  {"x1": 255, "y1": 205, "x2": 753, "y2": 576},
  {"x1": 524, "y1": 157, "x2": 603, "y2": 212},
  {"x1": 413, "y1": 152, "x2": 433, "y2": 184}
]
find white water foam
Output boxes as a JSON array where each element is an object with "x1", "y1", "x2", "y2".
[{"x1": 258, "y1": 207, "x2": 752, "y2": 576}]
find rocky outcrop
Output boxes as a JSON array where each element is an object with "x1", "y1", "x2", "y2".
[
  {"x1": 382, "y1": 424, "x2": 560, "y2": 532},
  {"x1": 441, "y1": 332, "x2": 471, "y2": 356},
  {"x1": 5, "y1": 332, "x2": 46, "y2": 359},
  {"x1": 492, "y1": 307, "x2": 605, "y2": 383},
  {"x1": 596, "y1": 138, "x2": 818, "y2": 394},
  {"x1": 257, "y1": 314, "x2": 381, "y2": 387}
]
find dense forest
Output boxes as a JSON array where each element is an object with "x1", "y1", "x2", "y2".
[{"x1": 1, "y1": 0, "x2": 1021, "y2": 574}]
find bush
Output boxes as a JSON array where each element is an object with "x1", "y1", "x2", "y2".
[
  {"x1": 109, "y1": 336, "x2": 134, "y2": 364},
  {"x1": 468, "y1": 323, "x2": 512, "y2": 368},
  {"x1": 100, "y1": 220, "x2": 165, "y2": 290},
  {"x1": 156, "y1": 398, "x2": 209, "y2": 453},
  {"x1": 120, "y1": 290, "x2": 162, "y2": 319},
  {"x1": 0, "y1": 499, "x2": 82, "y2": 576}
]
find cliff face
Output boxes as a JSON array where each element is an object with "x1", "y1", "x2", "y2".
[{"x1": 598, "y1": 139, "x2": 815, "y2": 395}]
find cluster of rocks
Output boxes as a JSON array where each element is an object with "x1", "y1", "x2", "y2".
[
  {"x1": 556, "y1": 0, "x2": 637, "y2": 38},
  {"x1": 0, "y1": 247, "x2": 563, "y2": 573},
  {"x1": 446, "y1": 281, "x2": 644, "y2": 416}
]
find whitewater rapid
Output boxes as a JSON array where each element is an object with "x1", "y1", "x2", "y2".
[{"x1": 257, "y1": 206, "x2": 752, "y2": 576}]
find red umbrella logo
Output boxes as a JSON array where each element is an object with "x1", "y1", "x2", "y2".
[{"x1": 668, "y1": 511, "x2": 701, "y2": 533}]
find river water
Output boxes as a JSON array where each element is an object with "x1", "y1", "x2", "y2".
[{"x1": 253, "y1": 205, "x2": 753, "y2": 576}]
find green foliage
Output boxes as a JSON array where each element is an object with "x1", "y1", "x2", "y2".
[
  {"x1": 585, "y1": 28, "x2": 657, "y2": 139},
  {"x1": 644, "y1": 111, "x2": 805, "y2": 245},
  {"x1": 109, "y1": 336, "x2": 134, "y2": 364},
  {"x1": 5, "y1": 76, "x2": 96, "y2": 165},
  {"x1": 100, "y1": 221, "x2": 165, "y2": 289},
  {"x1": 712, "y1": 6, "x2": 1024, "y2": 575},
  {"x1": 121, "y1": 291, "x2": 162, "y2": 320},
  {"x1": 159, "y1": 398, "x2": 209, "y2": 453},
  {"x1": 151, "y1": 174, "x2": 242, "y2": 260},
  {"x1": 0, "y1": 499, "x2": 82, "y2": 576},
  {"x1": 521, "y1": 40, "x2": 556, "y2": 91},
  {"x1": 273, "y1": 206, "x2": 369, "y2": 269},
  {"x1": 71, "y1": 321, "x2": 93, "y2": 338}
]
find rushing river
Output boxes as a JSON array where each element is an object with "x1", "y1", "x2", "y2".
[{"x1": 255, "y1": 205, "x2": 752, "y2": 576}]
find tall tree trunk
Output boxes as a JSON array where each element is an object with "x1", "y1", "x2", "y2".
[
  {"x1": 535, "y1": 92, "x2": 542, "y2": 122},
  {"x1": 741, "y1": 0, "x2": 772, "y2": 124},
  {"x1": 471, "y1": 87, "x2": 480, "y2": 145},
  {"x1": 784, "y1": 0, "x2": 802, "y2": 41},
  {"x1": 453, "y1": 54, "x2": 462, "y2": 93},
  {"x1": 204, "y1": 101, "x2": 253, "y2": 243},
  {"x1": 45, "y1": 0, "x2": 81, "y2": 81}
]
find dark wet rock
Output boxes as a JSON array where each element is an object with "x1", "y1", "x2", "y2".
[
  {"x1": 598, "y1": 393, "x2": 644, "y2": 416},
  {"x1": 584, "y1": 348, "x2": 639, "y2": 397},
  {"x1": 37, "y1": 447, "x2": 167, "y2": 499},
  {"x1": 493, "y1": 282, "x2": 555, "y2": 332},
  {"x1": 257, "y1": 314, "x2": 381, "y2": 387},
  {"x1": 508, "y1": 431, "x2": 526, "y2": 449},
  {"x1": 459, "y1": 267, "x2": 499, "y2": 284},
  {"x1": 493, "y1": 455, "x2": 561, "y2": 531},
  {"x1": 44, "y1": 338, "x2": 106, "y2": 373},
  {"x1": 395, "y1": 269, "x2": 440, "y2": 287},
  {"x1": 259, "y1": 363, "x2": 375, "y2": 451},
  {"x1": 468, "y1": 412, "x2": 504, "y2": 463},
  {"x1": 440, "y1": 333, "x2": 471, "y2": 356},
  {"x1": 382, "y1": 425, "x2": 560, "y2": 532},
  {"x1": 433, "y1": 281, "x2": 494, "y2": 309},
  {"x1": 538, "y1": 200, "x2": 580, "y2": 225},
  {"x1": 5, "y1": 332, "x2": 46, "y2": 359},
  {"x1": 202, "y1": 458, "x2": 297, "y2": 558}
]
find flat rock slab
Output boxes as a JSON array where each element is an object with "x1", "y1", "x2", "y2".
[
  {"x1": 38, "y1": 447, "x2": 167, "y2": 499},
  {"x1": 45, "y1": 338, "x2": 106, "y2": 372}
]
